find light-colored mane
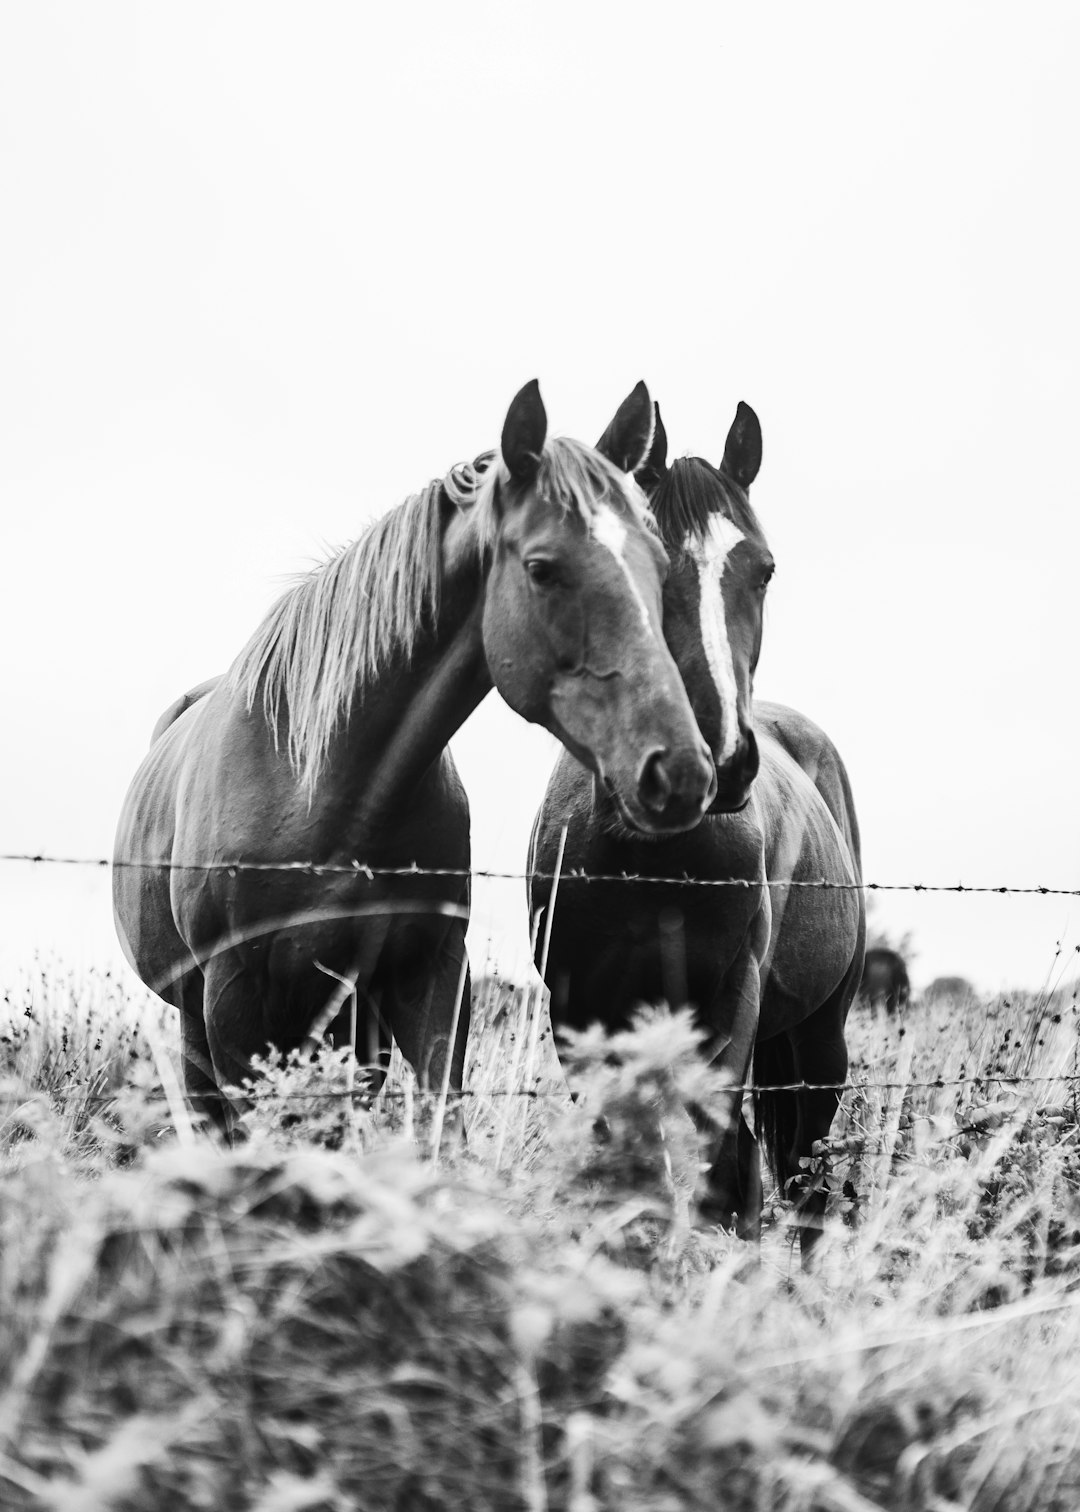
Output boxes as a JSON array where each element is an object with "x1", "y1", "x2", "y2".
[{"x1": 229, "y1": 437, "x2": 648, "y2": 796}]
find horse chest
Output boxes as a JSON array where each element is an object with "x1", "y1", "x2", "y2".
[{"x1": 545, "y1": 881, "x2": 752, "y2": 1031}]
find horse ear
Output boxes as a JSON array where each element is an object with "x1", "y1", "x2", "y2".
[
  {"x1": 596, "y1": 380, "x2": 654, "y2": 474},
  {"x1": 721, "y1": 401, "x2": 762, "y2": 489},
  {"x1": 501, "y1": 380, "x2": 548, "y2": 484},
  {"x1": 634, "y1": 402, "x2": 669, "y2": 493}
]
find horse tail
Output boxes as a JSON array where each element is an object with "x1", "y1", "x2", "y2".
[{"x1": 752, "y1": 1031, "x2": 799, "y2": 1195}]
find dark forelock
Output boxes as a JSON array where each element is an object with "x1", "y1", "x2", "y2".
[{"x1": 648, "y1": 456, "x2": 757, "y2": 548}]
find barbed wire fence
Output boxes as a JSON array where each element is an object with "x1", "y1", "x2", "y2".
[
  {"x1": 4, "y1": 849, "x2": 1080, "y2": 895},
  {"x1": 2, "y1": 849, "x2": 1079, "y2": 1102}
]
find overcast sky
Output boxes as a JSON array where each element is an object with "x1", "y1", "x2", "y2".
[{"x1": 3, "y1": 3, "x2": 1079, "y2": 994}]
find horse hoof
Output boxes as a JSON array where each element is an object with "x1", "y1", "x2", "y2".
[{"x1": 693, "y1": 1195, "x2": 761, "y2": 1242}]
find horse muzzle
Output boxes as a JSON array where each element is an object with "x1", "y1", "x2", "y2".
[
  {"x1": 707, "y1": 729, "x2": 759, "y2": 815},
  {"x1": 633, "y1": 740, "x2": 717, "y2": 832}
]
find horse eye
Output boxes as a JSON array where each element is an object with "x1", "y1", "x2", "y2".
[
  {"x1": 759, "y1": 565, "x2": 775, "y2": 591},
  {"x1": 525, "y1": 558, "x2": 558, "y2": 588}
]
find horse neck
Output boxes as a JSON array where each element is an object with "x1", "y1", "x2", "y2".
[{"x1": 316, "y1": 507, "x2": 492, "y2": 842}]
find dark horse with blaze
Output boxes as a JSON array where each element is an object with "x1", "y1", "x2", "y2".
[
  {"x1": 114, "y1": 382, "x2": 716, "y2": 1136},
  {"x1": 530, "y1": 400, "x2": 865, "y2": 1255}
]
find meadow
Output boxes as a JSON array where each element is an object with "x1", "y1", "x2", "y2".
[{"x1": 1, "y1": 956, "x2": 1079, "y2": 1511}]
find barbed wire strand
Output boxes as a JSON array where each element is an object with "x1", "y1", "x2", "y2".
[
  {"x1": 1, "y1": 1073, "x2": 1078, "y2": 1111},
  {"x1": 4, "y1": 854, "x2": 1078, "y2": 1105},
  {"x1": 2, "y1": 852, "x2": 1078, "y2": 896}
]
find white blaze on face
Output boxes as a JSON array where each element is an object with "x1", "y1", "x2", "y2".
[
  {"x1": 690, "y1": 512, "x2": 745, "y2": 763},
  {"x1": 591, "y1": 503, "x2": 655, "y2": 638}
]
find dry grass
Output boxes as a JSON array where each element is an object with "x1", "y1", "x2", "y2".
[
  {"x1": 0, "y1": 957, "x2": 177, "y2": 1168},
  {"x1": 1, "y1": 963, "x2": 1080, "y2": 1510}
]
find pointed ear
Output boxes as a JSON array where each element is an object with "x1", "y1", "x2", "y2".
[
  {"x1": 596, "y1": 380, "x2": 654, "y2": 473},
  {"x1": 501, "y1": 380, "x2": 547, "y2": 484},
  {"x1": 634, "y1": 402, "x2": 669, "y2": 494},
  {"x1": 721, "y1": 401, "x2": 762, "y2": 489}
]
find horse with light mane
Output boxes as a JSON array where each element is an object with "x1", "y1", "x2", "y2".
[
  {"x1": 529, "y1": 401, "x2": 865, "y2": 1257},
  {"x1": 114, "y1": 382, "x2": 716, "y2": 1136}
]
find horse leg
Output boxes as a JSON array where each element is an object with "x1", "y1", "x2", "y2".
[
  {"x1": 300, "y1": 915, "x2": 392, "y2": 1067},
  {"x1": 166, "y1": 963, "x2": 231, "y2": 1141},
  {"x1": 693, "y1": 944, "x2": 763, "y2": 1239},
  {"x1": 734, "y1": 1114, "x2": 763, "y2": 1240},
  {"x1": 180, "y1": 1008, "x2": 231, "y2": 1140},
  {"x1": 201, "y1": 956, "x2": 288, "y2": 1143},
  {"x1": 786, "y1": 992, "x2": 850, "y2": 1263},
  {"x1": 387, "y1": 924, "x2": 471, "y2": 1147},
  {"x1": 327, "y1": 981, "x2": 393, "y2": 1096},
  {"x1": 693, "y1": 1099, "x2": 764, "y2": 1241}
]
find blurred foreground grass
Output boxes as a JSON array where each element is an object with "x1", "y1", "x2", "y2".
[{"x1": 1, "y1": 957, "x2": 1080, "y2": 1510}]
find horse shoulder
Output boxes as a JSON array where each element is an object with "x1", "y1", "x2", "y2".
[
  {"x1": 753, "y1": 738, "x2": 848, "y2": 880},
  {"x1": 754, "y1": 732, "x2": 862, "y2": 1015},
  {"x1": 390, "y1": 747, "x2": 472, "y2": 872},
  {"x1": 754, "y1": 699, "x2": 862, "y2": 875}
]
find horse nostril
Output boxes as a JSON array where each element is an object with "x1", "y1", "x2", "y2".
[
  {"x1": 639, "y1": 750, "x2": 674, "y2": 814},
  {"x1": 711, "y1": 728, "x2": 760, "y2": 811},
  {"x1": 741, "y1": 729, "x2": 760, "y2": 785}
]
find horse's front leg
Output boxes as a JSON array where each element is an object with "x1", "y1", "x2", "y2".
[
  {"x1": 203, "y1": 936, "x2": 371, "y2": 1143},
  {"x1": 787, "y1": 992, "x2": 850, "y2": 1262},
  {"x1": 692, "y1": 939, "x2": 764, "y2": 1240},
  {"x1": 386, "y1": 920, "x2": 472, "y2": 1151}
]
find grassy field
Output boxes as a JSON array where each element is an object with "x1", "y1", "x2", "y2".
[{"x1": 2, "y1": 957, "x2": 1079, "y2": 1511}]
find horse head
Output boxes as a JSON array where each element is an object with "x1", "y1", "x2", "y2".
[
  {"x1": 636, "y1": 401, "x2": 772, "y2": 813},
  {"x1": 479, "y1": 381, "x2": 716, "y2": 835}
]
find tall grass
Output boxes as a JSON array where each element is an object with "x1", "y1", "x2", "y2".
[
  {"x1": 0, "y1": 956, "x2": 177, "y2": 1166},
  {"x1": 1, "y1": 963, "x2": 1079, "y2": 1509}
]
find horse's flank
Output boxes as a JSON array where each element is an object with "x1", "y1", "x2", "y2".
[{"x1": 227, "y1": 439, "x2": 651, "y2": 798}]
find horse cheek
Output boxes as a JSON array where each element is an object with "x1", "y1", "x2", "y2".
[{"x1": 482, "y1": 577, "x2": 547, "y2": 724}]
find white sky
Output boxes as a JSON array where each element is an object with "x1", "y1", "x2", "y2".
[{"x1": 2, "y1": 3, "x2": 1079, "y2": 994}]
